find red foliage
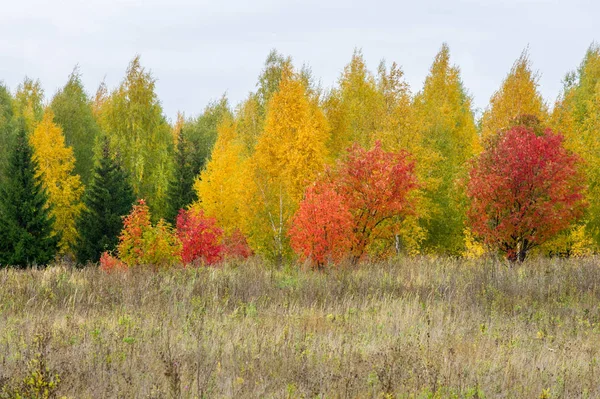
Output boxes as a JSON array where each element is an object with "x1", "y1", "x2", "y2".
[
  {"x1": 118, "y1": 199, "x2": 152, "y2": 266},
  {"x1": 176, "y1": 208, "x2": 224, "y2": 265},
  {"x1": 118, "y1": 199, "x2": 180, "y2": 268},
  {"x1": 99, "y1": 251, "x2": 127, "y2": 273},
  {"x1": 289, "y1": 182, "x2": 354, "y2": 267},
  {"x1": 467, "y1": 126, "x2": 586, "y2": 262},
  {"x1": 289, "y1": 141, "x2": 418, "y2": 266},
  {"x1": 222, "y1": 229, "x2": 253, "y2": 260},
  {"x1": 334, "y1": 142, "x2": 418, "y2": 263}
]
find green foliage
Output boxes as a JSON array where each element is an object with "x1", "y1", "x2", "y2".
[
  {"x1": 0, "y1": 83, "x2": 15, "y2": 183},
  {"x1": 166, "y1": 97, "x2": 232, "y2": 223},
  {"x1": 256, "y1": 49, "x2": 293, "y2": 116},
  {"x1": 165, "y1": 127, "x2": 198, "y2": 223},
  {"x1": 0, "y1": 119, "x2": 58, "y2": 267},
  {"x1": 183, "y1": 96, "x2": 233, "y2": 176},
  {"x1": 13, "y1": 77, "x2": 44, "y2": 132},
  {"x1": 74, "y1": 137, "x2": 135, "y2": 264},
  {"x1": 0, "y1": 332, "x2": 63, "y2": 399},
  {"x1": 553, "y1": 43, "x2": 600, "y2": 249},
  {"x1": 96, "y1": 56, "x2": 173, "y2": 220},
  {"x1": 413, "y1": 43, "x2": 479, "y2": 255},
  {"x1": 324, "y1": 49, "x2": 383, "y2": 156},
  {"x1": 30, "y1": 111, "x2": 85, "y2": 255},
  {"x1": 117, "y1": 199, "x2": 180, "y2": 268},
  {"x1": 50, "y1": 67, "x2": 102, "y2": 186}
]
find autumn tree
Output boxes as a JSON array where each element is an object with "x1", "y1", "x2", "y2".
[
  {"x1": 194, "y1": 116, "x2": 248, "y2": 235},
  {"x1": 481, "y1": 50, "x2": 549, "y2": 140},
  {"x1": 256, "y1": 50, "x2": 293, "y2": 117},
  {"x1": 372, "y1": 61, "x2": 415, "y2": 153},
  {"x1": 176, "y1": 208, "x2": 224, "y2": 265},
  {"x1": 0, "y1": 119, "x2": 58, "y2": 267},
  {"x1": 235, "y1": 95, "x2": 263, "y2": 156},
  {"x1": 50, "y1": 68, "x2": 101, "y2": 185},
  {"x1": 335, "y1": 142, "x2": 418, "y2": 263},
  {"x1": 30, "y1": 110, "x2": 85, "y2": 254},
  {"x1": 289, "y1": 182, "x2": 354, "y2": 267},
  {"x1": 413, "y1": 44, "x2": 479, "y2": 255},
  {"x1": 245, "y1": 64, "x2": 330, "y2": 262},
  {"x1": 75, "y1": 137, "x2": 135, "y2": 264},
  {"x1": 324, "y1": 50, "x2": 384, "y2": 157},
  {"x1": 117, "y1": 199, "x2": 180, "y2": 268},
  {"x1": 467, "y1": 126, "x2": 586, "y2": 262},
  {"x1": 95, "y1": 56, "x2": 173, "y2": 219},
  {"x1": 290, "y1": 142, "x2": 418, "y2": 265},
  {"x1": 552, "y1": 43, "x2": 600, "y2": 249},
  {"x1": 14, "y1": 77, "x2": 44, "y2": 133}
]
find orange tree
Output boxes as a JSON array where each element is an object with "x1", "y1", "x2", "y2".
[
  {"x1": 467, "y1": 126, "x2": 586, "y2": 262},
  {"x1": 290, "y1": 142, "x2": 418, "y2": 266}
]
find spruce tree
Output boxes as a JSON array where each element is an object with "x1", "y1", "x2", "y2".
[
  {"x1": 165, "y1": 127, "x2": 198, "y2": 223},
  {"x1": 0, "y1": 119, "x2": 58, "y2": 267},
  {"x1": 74, "y1": 137, "x2": 135, "y2": 264},
  {"x1": 0, "y1": 83, "x2": 15, "y2": 183}
]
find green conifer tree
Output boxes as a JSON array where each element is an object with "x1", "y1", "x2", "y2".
[
  {"x1": 0, "y1": 119, "x2": 58, "y2": 267},
  {"x1": 0, "y1": 83, "x2": 15, "y2": 183},
  {"x1": 165, "y1": 127, "x2": 197, "y2": 223},
  {"x1": 74, "y1": 136, "x2": 135, "y2": 264}
]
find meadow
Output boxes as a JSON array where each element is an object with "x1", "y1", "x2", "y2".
[{"x1": 1, "y1": 257, "x2": 600, "y2": 398}]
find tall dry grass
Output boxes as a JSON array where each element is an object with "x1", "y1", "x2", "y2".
[{"x1": 1, "y1": 256, "x2": 600, "y2": 398}]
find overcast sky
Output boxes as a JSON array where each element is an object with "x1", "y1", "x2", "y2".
[{"x1": 0, "y1": 0, "x2": 597, "y2": 121}]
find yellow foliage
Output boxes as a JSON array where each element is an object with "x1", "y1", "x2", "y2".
[
  {"x1": 551, "y1": 44, "x2": 600, "y2": 250},
  {"x1": 172, "y1": 111, "x2": 185, "y2": 145},
  {"x1": 413, "y1": 44, "x2": 479, "y2": 254},
  {"x1": 194, "y1": 117, "x2": 248, "y2": 235},
  {"x1": 14, "y1": 77, "x2": 44, "y2": 132},
  {"x1": 544, "y1": 225, "x2": 594, "y2": 257},
  {"x1": 325, "y1": 50, "x2": 383, "y2": 157},
  {"x1": 245, "y1": 65, "x2": 330, "y2": 260},
  {"x1": 235, "y1": 95, "x2": 263, "y2": 157},
  {"x1": 463, "y1": 228, "x2": 487, "y2": 259},
  {"x1": 254, "y1": 66, "x2": 330, "y2": 201},
  {"x1": 481, "y1": 50, "x2": 549, "y2": 141},
  {"x1": 30, "y1": 110, "x2": 85, "y2": 254}
]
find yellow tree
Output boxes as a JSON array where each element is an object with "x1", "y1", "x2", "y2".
[
  {"x1": 413, "y1": 44, "x2": 480, "y2": 255},
  {"x1": 30, "y1": 110, "x2": 85, "y2": 254},
  {"x1": 244, "y1": 65, "x2": 330, "y2": 261},
  {"x1": 235, "y1": 95, "x2": 263, "y2": 156},
  {"x1": 193, "y1": 116, "x2": 248, "y2": 235},
  {"x1": 324, "y1": 50, "x2": 384, "y2": 157},
  {"x1": 481, "y1": 50, "x2": 549, "y2": 140},
  {"x1": 171, "y1": 111, "x2": 185, "y2": 145},
  {"x1": 14, "y1": 77, "x2": 44, "y2": 133},
  {"x1": 371, "y1": 60, "x2": 426, "y2": 255},
  {"x1": 550, "y1": 43, "x2": 600, "y2": 252}
]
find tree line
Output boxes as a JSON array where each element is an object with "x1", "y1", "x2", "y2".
[{"x1": 0, "y1": 43, "x2": 598, "y2": 267}]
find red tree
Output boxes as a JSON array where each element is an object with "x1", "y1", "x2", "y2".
[
  {"x1": 222, "y1": 229, "x2": 253, "y2": 260},
  {"x1": 289, "y1": 141, "x2": 418, "y2": 266},
  {"x1": 467, "y1": 126, "x2": 586, "y2": 262},
  {"x1": 289, "y1": 182, "x2": 354, "y2": 267},
  {"x1": 336, "y1": 142, "x2": 418, "y2": 263},
  {"x1": 176, "y1": 208, "x2": 224, "y2": 265}
]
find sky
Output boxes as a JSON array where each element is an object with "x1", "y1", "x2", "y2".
[{"x1": 0, "y1": 0, "x2": 598, "y2": 122}]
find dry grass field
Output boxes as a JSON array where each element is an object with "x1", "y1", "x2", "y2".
[{"x1": 1, "y1": 257, "x2": 600, "y2": 398}]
